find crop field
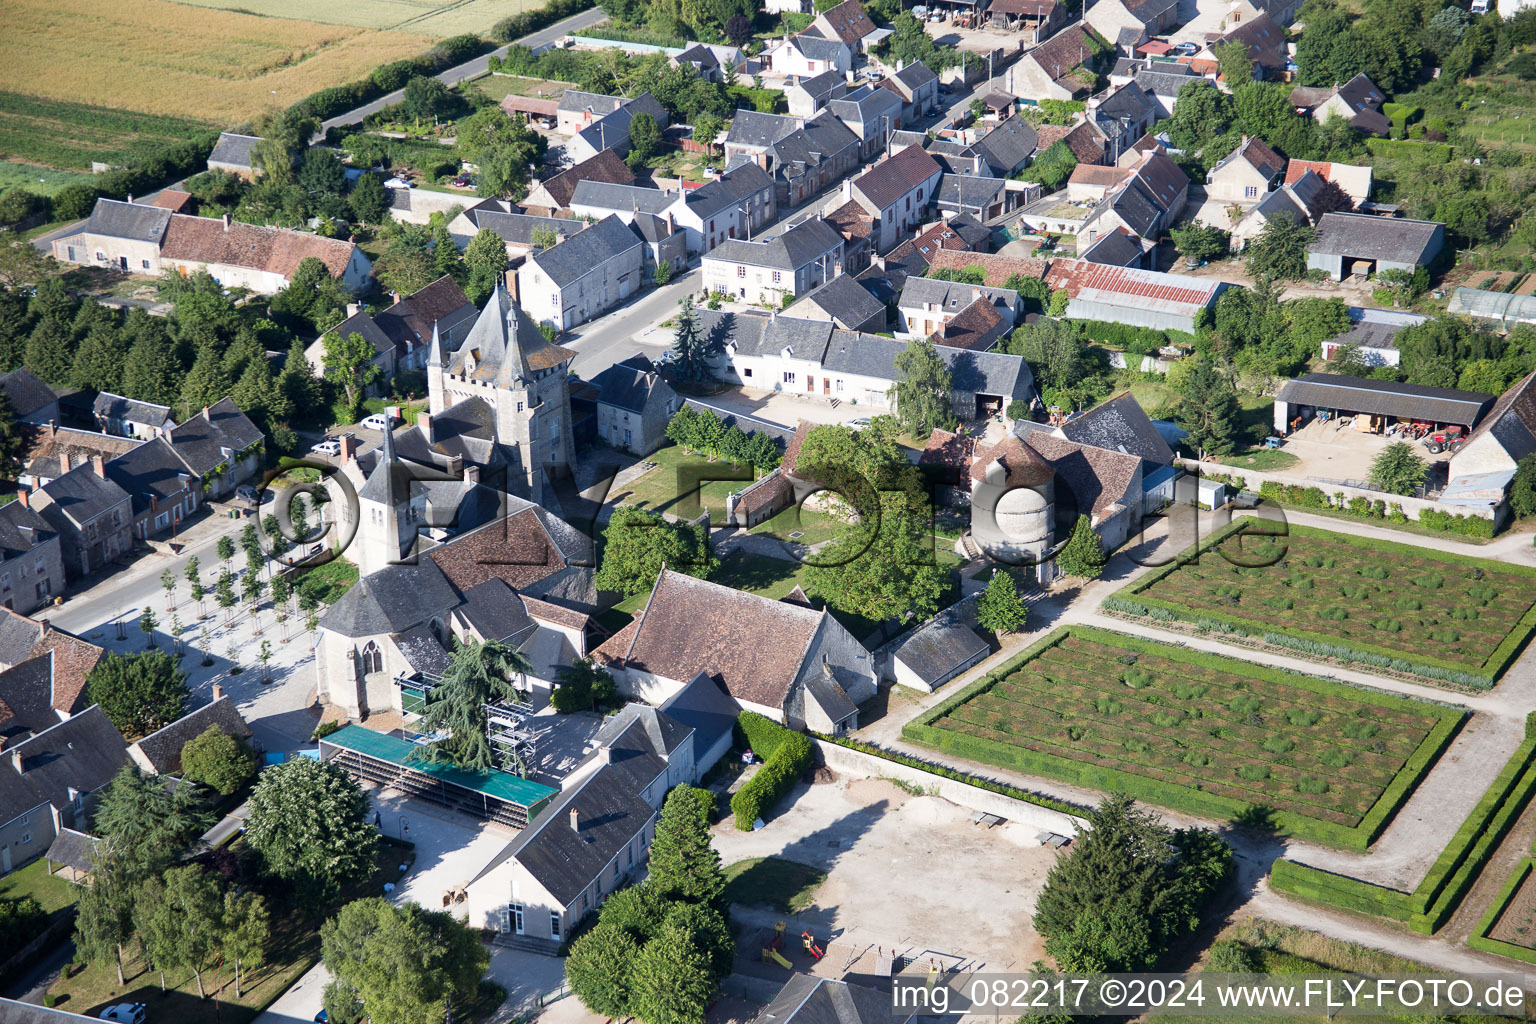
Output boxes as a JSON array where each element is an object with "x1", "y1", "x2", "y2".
[
  {"x1": 0, "y1": 159, "x2": 96, "y2": 196},
  {"x1": 904, "y1": 626, "x2": 1463, "y2": 848},
  {"x1": 1110, "y1": 522, "x2": 1536, "y2": 688},
  {"x1": 164, "y1": 0, "x2": 550, "y2": 35},
  {"x1": 0, "y1": 94, "x2": 216, "y2": 172},
  {"x1": 0, "y1": 0, "x2": 433, "y2": 124}
]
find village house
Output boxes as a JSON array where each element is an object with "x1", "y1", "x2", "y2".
[
  {"x1": 1084, "y1": 0, "x2": 1179, "y2": 50},
  {"x1": 0, "y1": 707, "x2": 127, "y2": 875},
  {"x1": 785, "y1": 70, "x2": 848, "y2": 117},
  {"x1": 1284, "y1": 159, "x2": 1373, "y2": 206},
  {"x1": 830, "y1": 84, "x2": 905, "y2": 160},
  {"x1": 1205, "y1": 135, "x2": 1287, "y2": 204},
  {"x1": 1003, "y1": 25, "x2": 1102, "y2": 101},
  {"x1": 92, "y1": 393, "x2": 173, "y2": 440},
  {"x1": 899, "y1": 277, "x2": 1022, "y2": 341},
  {"x1": 806, "y1": 0, "x2": 887, "y2": 52},
  {"x1": 702, "y1": 217, "x2": 845, "y2": 305},
  {"x1": 1088, "y1": 82, "x2": 1160, "y2": 162},
  {"x1": 783, "y1": 275, "x2": 889, "y2": 333},
  {"x1": 29, "y1": 459, "x2": 132, "y2": 580},
  {"x1": 1317, "y1": 307, "x2": 1426, "y2": 368},
  {"x1": 520, "y1": 150, "x2": 636, "y2": 216},
  {"x1": 862, "y1": 214, "x2": 993, "y2": 293},
  {"x1": 1447, "y1": 369, "x2": 1536, "y2": 510},
  {"x1": 1289, "y1": 73, "x2": 1391, "y2": 135},
  {"x1": 1079, "y1": 149, "x2": 1189, "y2": 248},
  {"x1": 936, "y1": 175, "x2": 1027, "y2": 220},
  {"x1": 0, "y1": 498, "x2": 65, "y2": 615},
  {"x1": 879, "y1": 61, "x2": 941, "y2": 120},
  {"x1": 724, "y1": 111, "x2": 861, "y2": 208},
  {"x1": 671, "y1": 162, "x2": 777, "y2": 252},
  {"x1": 1201, "y1": 13, "x2": 1288, "y2": 77},
  {"x1": 670, "y1": 42, "x2": 748, "y2": 82},
  {"x1": 449, "y1": 204, "x2": 582, "y2": 264},
  {"x1": 101, "y1": 437, "x2": 199, "y2": 541},
  {"x1": 0, "y1": 369, "x2": 60, "y2": 428},
  {"x1": 970, "y1": 116, "x2": 1040, "y2": 177},
  {"x1": 588, "y1": 355, "x2": 679, "y2": 455},
  {"x1": 0, "y1": 611, "x2": 106, "y2": 739},
  {"x1": 562, "y1": 93, "x2": 670, "y2": 163},
  {"x1": 1080, "y1": 226, "x2": 1149, "y2": 267},
  {"x1": 843, "y1": 145, "x2": 944, "y2": 253},
  {"x1": 206, "y1": 132, "x2": 263, "y2": 179},
  {"x1": 126, "y1": 696, "x2": 254, "y2": 777},
  {"x1": 517, "y1": 216, "x2": 646, "y2": 331},
  {"x1": 165, "y1": 398, "x2": 265, "y2": 500},
  {"x1": 18, "y1": 425, "x2": 141, "y2": 491},
  {"x1": 1229, "y1": 169, "x2": 1349, "y2": 248},
  {"x1": 765, "y1": 33, "x2": 853, "y2": 79}
]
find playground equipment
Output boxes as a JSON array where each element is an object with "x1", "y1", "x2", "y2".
[
  {"x1": 802, "y1": 930, "x2": 824, "y2": 960},
  {"x1": 761, "y1": 921, "x2": 792, "y2": 970}
]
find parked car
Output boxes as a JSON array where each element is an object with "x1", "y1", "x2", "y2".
[
  {"x1": 310, "y1": 439, "x2": 341, "y2": 456},
  {"x1": 849, "y1": 417, "x2": 872, "y2": 430},
  {"x1": 361, "y1": 413, "x2": 396, "y2": 432},
  {"x1": 100, "y1": 1006, "x2": 148, "y2": 1024},
  {"x1": 383, "y1": 177, "x2": 414, "y2": 190},
  {"x1": 452, "y1": 173, "x2": 474, "y2": 188}
]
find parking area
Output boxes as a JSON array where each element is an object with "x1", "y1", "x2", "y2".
[
  {"x1": 1270, "y1": 417, "x2": 1455, "y2": 487},
  {"x1": 712, "y1": 775, "x2": 1059, "y2": 971}
]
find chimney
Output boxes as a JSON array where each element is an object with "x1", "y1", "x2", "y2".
[
  {"x1": 15, "y1": 487, "x2": 28, "y2": 509},
  {"x1": 339, "y1": 434, "x2": 357, "y2": 464},
  {"x1": 10, "y1": 750, "x2": 22, "y2": 775},
  {"x1": 841, "y1": 178, "x2": 853, "y2": 202},
  {"x1": 973, "y1": 286, "x2": 982, "y2": 303},
  {"x1": 346, "y1": 302, "x2": 360, "y2": 318},
  {"x1": 419, "y1": 412, "x2": 434, "y2": 444},
  {"x1": 91, "y1": 455, "x2": 105, "y2": 478},
  {"x1": 127, "y1": 193, "x2": 134, "y2": 205},
  {"x1": 596, "y1": 745, "x2": 613, "y2": 765},
  {"x1": 569, "y1": 807, "x2": 581, "y2": 832},
  {"x1": 38, "y1": 618, "x2": 49, "y2": 635},
  {"x1": 213, "y1": 683, "x2": 224, "y2": 700},
  {"x1": 48, "y1": 420, "x2": 56, "y2": 438},
  {"x1": 390, "y1": 291, "x2": 401, "y2": 305},
  {"x1": 222, "y1": 214, "x2": 230, "y2": 231},
  {"x1": 202, "y1": 405, "x2": 212, "y2": 422},
  {"x1": 463, "y1": 464, "x2": 480, "y2": 485},
  {"x1": 834, "y1": 261, "x2": 843, "y2": 276},
  {"x1": 59, "y1": 451, "x2": 71, "y2": 475}
]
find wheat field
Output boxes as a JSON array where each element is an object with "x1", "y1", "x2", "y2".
[
  {"x1": 161, "y1": 0, "x2": 547, "y2": 36},
  {"x1": 1, "y1": 0, "x2": 434, "y2": 122}
]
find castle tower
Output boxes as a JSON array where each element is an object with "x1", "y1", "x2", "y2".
[{"x1": 431, "y1": 284, "x2": 576, "y2": 503}]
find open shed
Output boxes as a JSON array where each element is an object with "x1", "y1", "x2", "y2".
[{"x1": 1273, "y1": 373, "x2": 1494, "y2": 436}]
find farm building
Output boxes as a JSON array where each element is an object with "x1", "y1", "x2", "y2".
[
  {"x1": 1446, "y1": 287, "x2": 1536, "y2": 328},
  {"x1": 1317, "y1": 307, "x2": 1429, "y2": 368},
  {"x1": 891, "y1": 605, "x2": 990, "y2": 692},
  {"x1": 1449, "y1": 369, "x2": 1536, "y2": 483},
  {"x1": 1306, "y1": 213, "x2": 1444, "y2": 282},
  {"x1": 1043, "y1": 260, "x2": 1225, "y2": 333},
  {"x1": 1272, "y1": 373, "x2": 1494, "y2": 437}
]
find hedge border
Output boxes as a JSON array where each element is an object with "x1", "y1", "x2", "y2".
[
  {"x1": 1112, "y1": 520, "x2": 1536, "y2": 687},
  {"x1": 1468, "y1": 859, "x2": 1536, "y2": 964},
  {"x1": 902, "y1": 624, "x2": 1464, "y2": 851},
  {"x1": 1270, "y1": 736, "x2": 1536, "y2": 934}
]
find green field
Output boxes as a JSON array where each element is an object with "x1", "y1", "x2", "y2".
[
  {"x1": 163, "y1": 0, "x2": 553, "y2": 35},
  {"x1": 0, "y1": 160, "x2": 96, "y2": 196},
  {"x1": 905, "y1": 626, "x2": 1463, "y2": 848},
  {"x1": 0, "y1": 93, "x2": 214, "y2": 171},
  {"x1": 1111, "y1": 522, "x2": 1536, "y2": 687}
]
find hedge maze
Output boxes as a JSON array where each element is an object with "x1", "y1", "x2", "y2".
[
  {"x1": 904, "y1": 626, "x2": 1463, "y2": 849},
  {"x1": 1111, "y1": 523, "x2": 1536, "y2": 688}
]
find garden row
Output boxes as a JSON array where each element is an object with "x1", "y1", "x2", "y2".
[
  {"x1": 1113, "y1": 521, "x2": 1536, "y2": 688},
  {"x1": 1269, "y1": 714, "x2": 1536, "y2": 935},
  {"x1": 1469, "y1": 859, "x2": 1536, "y2": 963},
  {"x1": 903, "y1": 626, "x2": 1463, "y2": 850},
  {"x1": 1253, "y1": 480, "x2": 1496, "y2": 538}
]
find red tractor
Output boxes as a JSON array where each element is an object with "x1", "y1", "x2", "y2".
[{"x1": 1422, "y1": 425, "x2": 1466, "y2": 454}]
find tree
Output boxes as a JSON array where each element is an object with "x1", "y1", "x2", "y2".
[
  {"x1": 1027, "y1": 140, "x2": 1077, "y2": 192},
  {"x1": 0, "y1": 392, "x2": 21, "y2": 479},
  {"x1": 74, "y1": 846, "x2": 139, "y2": 986},
  {"x1": 1056, "y1": 517, "x2": 1106, "y2": 579},
  {"x1": 270, "y1": 571, "x2": 293, "y2": 613},
  {"x1": 1034, "y1": 794, "x2": 1231, "y2": 972},
  {"x1": 299, "y1": 148, "x2": 348, "y2": 196},
  {"x1": 321, "y1": 897, "x2": 489, "y2": 1024},
  {"x1": 889, "y1": 336, "x2": 955, "y2": 439},
  {"x1": 323, "y1": 330, "x2": 383, "y2": 417},
  {"x1": 670, "y1": 305, "x2": 723, "y2": 383},
  {"x1": 976, "y1": 570, "x2": 1029, "y2": 634},
  {"x1": 1244, "y1": 212, "x2": 1314, "y2": 282},
  {"x1": 464, "y1": 227, "x2": 509, "y2": 305},
  {"x1": 216, "y1": 570, "x2": 238, "y2": 623},
  {"x1": 1214, "y1": 38, "x2": 1254, "y2": 84},
  {"x1": 402, "y1": 75, "x2": 455, "y2": 121},
  {"x1": 0, "y1": 234, "x2": 51, "y2": 291},
  {"x1": 181, "y1": 724, "x2": 258, "y2": 796},
  {"x1": 1369, "y1": 440, "x2": 1427, "y2": 496},
  {"x1": 222, "y1": 890, "x2": 271, "y2": 999},
  {"x1": 180, "y1": 344, "x2": 230, "y2": 417},
  {"x1": 1511, "y1": 455, "x2": 1536, "y2": 518},
  {"x1": 692, "y1": 112, "x2": 726, "y2": 155},
  {"x1": 1177, "y1": 356, "x2": 1242, "y2": 459},
  {"x1": 1170, "y1": 223, "x2": 1229, "y2": 265},
  {"x1": 245, "y1": 756, "x2": 378, "y2": 902},
  {"x1": 805, "y1": 493, "x2": 948, "y2": 623},
  {"x1": 26, "y1": 315, "x2": 76, "y2": 385},
  {"x1": 551, "y1": 658, "x2": 619, "y2": 713},
  {"x1": 724, "y1": 12, "x2": 752, "y2": 45},
  {"x1": 567, "y1": 922, "x2": 642, "y2": 1018},
  {"x1": 94, "y1": 764, "x2": 211, "y2": 877},
  {"x1": 376, "y1": 229, "x2": 439, "y2": 297},
  {"x1": 138, "y1": 606, "x2": 158, "y2": 648},
  {"x1": 1168, "y1": 81, "x2": 1235, "y2": 152},
  {"x1": 628, "y1": 112, "x2": 662, "y2": 167},
  {"x1": 647, "y1": 786, "x2": 724, "y2": 907},
  {"x1": 86, "y1": 651, "x2": 187, "y2": 739},
  {"x1": 71, "y1": 323, "x2": 127, "y2": 394},
  {"x1": 629, "y1": 921, "x2": 716, "y2": 1024},
  {"x1": 350, "y1": 172, "x2": 389, "y2": 225},
  {"x1": 529, "y1": 226, "x2": 561, "y2": 251},
  {"x1": 653, "y1": 259, "x2": 673, "y2": 285},
  {"x1": 416, "y1": 639, "x2": 532, "y2": 773},
  {"x1": 136, "y1": 866, "x2": 223, "y2": 998},
  {"x1": 596, "y1": 505, "x2": 717, "y2": 596}
]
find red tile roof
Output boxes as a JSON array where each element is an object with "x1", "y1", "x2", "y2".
[
  {"x1": 1069, "y1": 164, "x2": 1131, "y2": 188},
  {"x1": 971, "y1": 435, "x2": 1054, "y2": 487},
  {"x1": 925, "y1": 249, "x2": 1048, "y2": 286},
  {"x1": 852, "y1": 145, "x2": 942, "y2": 212},
  {"x1": 825, "y1": 199, "x2": 874, "y2": 239},
  {"x1": 931, "y1": 297, "x2": 1005, "y2": 351},
  {"x1": 159, "y1": 215, "x2": 357, "y2": 280},
  {"x1": 149, "y1": 190, "x2": 193, "y2": 213},
  {"x1": 1045, "y1": 259, "x2": 1219, "y2": 309},
  {"x1": 1021, "y1": 432, "x2": 1140, "y2": 517}
]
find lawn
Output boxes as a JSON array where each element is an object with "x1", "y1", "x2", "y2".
[
  {"x1": 292, "y1": 558, "x2": 360, "y2": 605},
  {"x1": 0, "y1": 94, "x2": 216, "y2": 173},
  {"x1": 723, "y1": 857, "x2": 826, "y2": 914},
  {"x1": 905, "y1": 625, "x2": 1463, "y2": 849},
  {"x1": 0, "y1": 0, "x2": 432, "y2": 123},
  {"x1": 1111, "y1": 521, "x2": 1536, "y2": 688},
  {"x1": 1219, "y1": 447, "x2": 1300, "y2": 472},
  {"x1": 0, "y1": 160, "x2": 96, "y2": 196},
  {"x1": 470, "y1": 73, "x2": 577, "y2": 102},
  {"x1": 0, "y1": 857, "x2": 80, "y2": 917},
  {"x1": 42, "y1": 837, "x2": 415, "y2": 1022}
]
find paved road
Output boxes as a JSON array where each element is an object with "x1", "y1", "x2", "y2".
[
  {"x1": 564, "y1": 268, "x2": 698, "y2": 378},
  {"x1": 316, "y1": 6, "x2": 611, "y2": 137}
]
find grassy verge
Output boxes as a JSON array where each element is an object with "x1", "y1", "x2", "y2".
[
  {"x1": 0, "y1": 857, "x2": 80, "y2": 917},
  {"x1": 1219, "y1": 448, "x2": 1300, "y2": 472},
  {"x1": 902, "y1": 624, "x2": 1464, "y2": 851},
  {"x1": 723, "y1": 857, "x2": 826, "y2": 914},
  {"x1": 292, "y1": 558, "x2": 359, "y2": 604}
]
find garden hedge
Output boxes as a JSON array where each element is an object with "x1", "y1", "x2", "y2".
[
  {"x1": 902, "y1": 625, "x2": 1463, "y2": 851},
  {"x1": 1468, "y1": 859, "x2": 1536, "y2": 964},
  {"x1": 1109, "y1": 520, "x2": 1536, "y2": 688},
  {"x1": 731, "y1": 713, "x2": 813, "y2": 831},
  {"x1": 1270, "y1": 737, "x2": 1536, "y2": 934}
]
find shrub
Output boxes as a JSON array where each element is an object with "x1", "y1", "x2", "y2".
[
  {"x1": 1123, "y1": 667, "x2": 1152, "y2": 689},
  {"x1": 1262, "y1": 736, "x2": 1295, "y2": 754},
  {"x1": 1342, "y1": 719, "x2": 1380, "y2": 740},
  {"x1": 1295, "y1": 776, "x2": 1330, "y2": 795},
  {"x1": 731, "y1": 713, "x2": 813, "y2": 830},
  {"x1": 1286, "y1": 710, "x2": 1321, "y2": 727},
  {"x1": 1321, "y1": 748, "x2": 1354, "y2": 768},
  {"x1": 1238, "y1": 764, "x2": 1270, "y2": 781}
]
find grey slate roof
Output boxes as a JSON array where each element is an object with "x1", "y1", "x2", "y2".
[
  {"x1": 829, "y1": 83, "x2": 901, "y2": 124},
  {"x1": 1059, "y1": 391, "x2": 1174, "y2": 466},
  {"x1": 937, "y1": 174, "x2": 1008, "y2": 210},
  {"x1": 753, "y1": 976, "x2": 897, "y2": 1024},
  {"x1": 1080, "y1": 228, "x2": 1144, "y2": 267},
  {"x1": 0, "y1": 611, "x2": 40, "y2": 666},
  {"x1": 82, "y1": 198, "x2": 173, "y2": 244},
  {"x1": 127, "y1": 695, "x2": 252, "y2": 775},
  {"x1": 820, "y1": 331, "x2": 1036, "y2": 400},
  {"x1": 0, "y1": 500, "x2": 52, "y2": 561},
  {"x1": 0, "y1": 654, "x2": 59, "y2": 741},
  {"x1": 1326, "y1": 319, "x2": 1406, "y2": 352},
  {"x1": 727, "y1": 111, "x2": 802, "y2": 149},
  {"x1": 570, "y1": 181, "x2": 676, "y2": 216},
  {"x1": 330, "y1": 309, "x2": 395, "y2": 361},
  {"x1": 0, "y1": 369, "x2": 57, "y2": 421},
  {"x1": 208, "y1": 132, "x2": 261, "y2": 169},
  {"x1": 393, "y1": 623, "x2": 453, "y2": 676},
  {"x1": 706, "y1": 217, "x2": 842, "y2": 271},
  {"x1": 659, "y1": 671, "x2": 740, "y2": 760},
  {"x1": 39, "y1": 463, "x2": 130, "y2": 525},
  {"x1": 447, "y1": 285, "x2": 576, "y2": 384},
  {"x1": 167, "y1": 397, "x2": 263, "y2": 476},
  {"x1": 318, "y1": 560, "x2": 463, "y2": 637},
  {"x1": 1275, "y1": 373, "x2": 1493, "y2": 426},
  {"x1": 698, "y1": 309, "x2": 833, "y2": 362},
  {"x1": 591, "y1": 355, "x2": 673, "y2": 414},
  {"x1": 791, "y1": 69, "x2": 847, "y2": 102},
  {"x1": 44, "y1": 827, "x2": 100, "y2": 873},
  {"x1": 1309, "y1": 212, "x2": 1443, "y2": 265},
  {"x1": 558, "y1": 90, "x2": 624, "y2": 115},
  {"x1": 103, "y1": 436, "x2": 193, "y2": 515},
  {"x1": 92, "y1": 392, "x2": 172, "y2": 429},
  {"x1": 793, "y1": 274, "x2": 887, "y2": 329},
  {"x1": 893, "y1": 60, "x2": 939, "y2": 90},
  {"x1": 767, "y1": 111, "x2": 860, "y2": 176},
  {"x1": 1096, "y1": 81, "x2": 1158, "y2": 123},
  {"x1": 791, "y1": 34, "x2": 848, "y2": 61},
  {"x1": 480, "y1": 762, "x2": 655, "y2": 906},
  {"x1": 0, "y1": 705, "x2": 127, "y2": 826},
  {"x1": 530, "y1": 215, "x2": 643, "y2": 288},
  {"x1": 456, "y1": 578, "x2": 534, "y2": 642},
  {"x1": 894, "y1": 609, "x2": 988, "y2": 684},
  {"x1": 972, "y1": 116, "x2": 1039, "y2": 174},
  {"x1": 466, "y1": 210, "x2": 580, "y2": 247},
  {"x1": 1136, "y1": 69, "x2": 1208, "y2": 99},
  {"x1": 899, "y1": 277, "x2": 1016, "y2": 313}
]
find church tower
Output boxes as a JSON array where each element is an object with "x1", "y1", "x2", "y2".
[
  {"x1": 354, "y1": 423, "x2": 415, "y2": 577},
  {"x1": 429, "y1": 284, "x2": 576, "y2": 503}
]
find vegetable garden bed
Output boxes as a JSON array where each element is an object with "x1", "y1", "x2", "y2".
[
  {"x1": 903, "y1": 625, "x2": 1464, "y2": 849},
  {"x1": 1107, "y1": 521, "x2": 1536, "y2": 689}
]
